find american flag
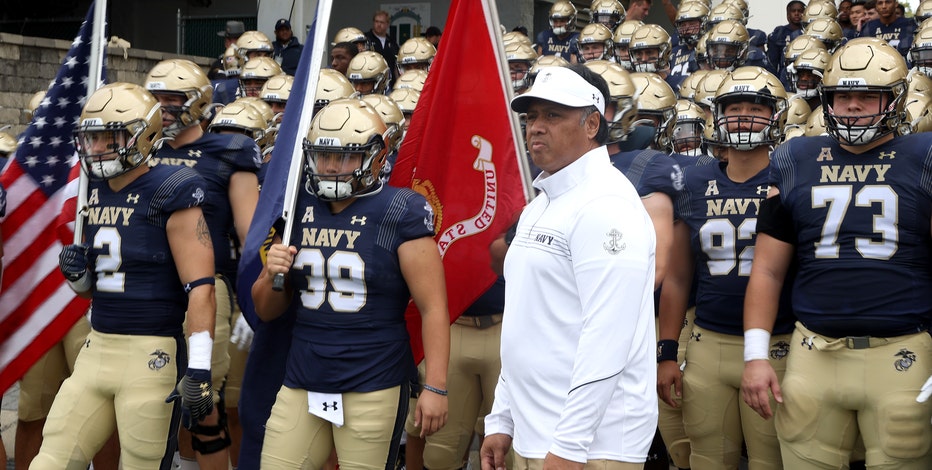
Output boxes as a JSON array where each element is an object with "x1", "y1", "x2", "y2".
[{"x1": 0, "y1": 4, "x2": 101, "y2": 393}]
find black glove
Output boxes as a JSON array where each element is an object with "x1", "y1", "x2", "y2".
[
  {"x1": 165, "y1": 368, "x2": 214, "y2": 430},
  {"x1": 59, "y1": 244, "x2": 89, "y2": 282}
]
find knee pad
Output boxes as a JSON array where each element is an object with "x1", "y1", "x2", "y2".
[{"x1": 191, "y1": 407, "x2": 231, "y2": 455}]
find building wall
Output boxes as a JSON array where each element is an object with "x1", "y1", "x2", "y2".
[{"x1": 0, "y1": 32, "x2": 212, "y2": 137}]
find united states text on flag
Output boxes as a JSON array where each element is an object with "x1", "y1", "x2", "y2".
[{"x1": 0, "y1": 4, "x2": 101, "y2": 393}]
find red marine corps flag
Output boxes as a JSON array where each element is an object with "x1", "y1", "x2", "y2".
[
  {"x1": 389, "y1": 0, "x2": 532, "y2": 362},
  {"x1": 0, "y1": 1, "x2": 105, "y2": 393}
]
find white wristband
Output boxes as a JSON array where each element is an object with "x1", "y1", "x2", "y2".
[
  {"x1": 67, "y1": 273, "x2": 93, "y2": 293},
  {"x1": 188, "y1": 330, "x2": 213, "y2": 370},
  {"x1": 744, "y1": 328, "x2": 771, "y2": 362}
]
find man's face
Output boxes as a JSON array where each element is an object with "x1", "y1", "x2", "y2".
[
  {"x1": 627, "y1": 0, "x2": 650, "y2": 21},
  {"x1": 676, "y1": 19, "x2": 702, "y2": 40},
  {"x1": 241, "y1": 79, "x2": 266, "y2": 98},
  {"x1": 581, "y1": 43, "x2": 606, "y2": 61},
  {"x1": 331, "y1": 48, "x2": 353, "y2": 74},
  {"x1": 509, "y1": 62, "x2": 530, "y2": 85},
  {"x1": 832, "y1": 90, "x2": 889, "y2": 127},
  {"x1": 524, "y1": 100, "x2": 596, "y2": 174},
  {"x1": 850, "y1": 5, "x2": 865, "y2": 24},
  {"x1": 352, "y1": 80, "x2": 376, "y2": 95},
  {"x1": 373, "y1": 14, "x2": 389, "y2": 35},
  {"x1": 787, "y1": 4, "x2": 805, "y2": 25},
  {"x1": 154, "y1": 93, "x2": 186, "y2": 128},
  {"x1": 633, "y1": 47, "x2": 660, "y2": 67},
  {"x1": 876, "y1": 0, "x2": 895, "y2": 19},
  {"x1": 866, "y1": 7, "x2": 880, "y2": 21},
  {"x1": 795, "y1": 69, "x2": 822, "y2": 90},
  {"x1": 721, "y1": 100, "x2": 772, "y2": 134},
  {"x1": 838, "y1": 1, "x2": 852, "y2": 21},
  {"x1": 275, "y1": 27, "x2": 293, "y2": 43}
]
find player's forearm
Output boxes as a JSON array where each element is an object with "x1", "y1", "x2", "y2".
[
  {"x1": 661, "y1": 0, "x2": 677, "y2": 24},
  {"x1": 658, "y1": 222, "x2": 694, "y2": 340},
  {"x1": 186, "y1": 285, "x2": 217, "y2": 336},
  {"x1": 420, "y1": 306, "x2": 450, "y2": 390},
  {"x1": 251, "y1": 269, "x2": 292, "y2": 321}
]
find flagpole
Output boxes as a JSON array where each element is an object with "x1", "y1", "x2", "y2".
[
  {"x1": 73, "y1": 0, "x2": 107, "y2": 245},
  {"x1": 273, "y1": 0, "x2": 333, "y2": 291},
  {"x1": 483, "y1": 0, "x2": 534, "y2": 203}
]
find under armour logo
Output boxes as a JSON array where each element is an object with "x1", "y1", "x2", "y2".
[
  {"x1": 592, "y1": 93, "x2": 601, "y2": 105},
  {"x1": 878, "y1": 150, "x2": 896, "y2": 160},
  {"x1": 84, "y1": 339, "x2": 91, "y2": 348},
  {"x1": 199, "y1": 382, "x2": 211, "y2": 398},
  {"x1": 756, "y1": 185, "x2": 769, "y2": 195},
  {"x1": 350, "y1": 216, "x2": 367, "y2": 225},
  {"x1": 690, "y1": 331, "x2": 702, "y2": 342},
  {"x1": 322, "y1": 401, "x2": 339, "y2": 412},
  {"x1": 603, "y1": 228, "x2": 625, "y2": 255},
  {"x1": 188, "y1": 149, "x2": 202, "y2": 158},
  {"x1": 126, "y1": 193, "x2": 139, "y2": 204}
]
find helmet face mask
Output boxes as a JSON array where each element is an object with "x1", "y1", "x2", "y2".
[
  {"x1": 590, "y1": 0, "x2": 626, "y2": 30},
  {"x1": 673, "y1": 100, "x2": 707, "y2": 156},
  {"x1": 629, "y1": 24, "x2": 671, "y2": 73},
  {"x1": 821, "y1": 38, "x2": 909, "y2": 146},
  {"x1": 76, "y1": 83, "x2": 162, "y2": 180},
  {"x1": 705, "y1": 20, "x2": 749, "y2": 71},
  {"x1": 145, "y1": 59, "x2": 213, "y2": 137},
  {"x1": 711, "y1": 67, "x2": 788, "y2": 151},
  {"x1": 303, "y1": 99, "x2": 388, "y2": 201},
  {"x1": 347, "y1": 52, "x2": 390, "y2": 95}
]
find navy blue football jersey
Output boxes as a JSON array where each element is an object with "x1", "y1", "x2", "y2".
[
  {"x1": 767, "y1": 25, "x2": 803, "y2": 75},
  {"x1": 609, "y1": 148, "x2": 684, "y2": 200},
  {"x1": 284, "y1": 185, "x2": 435, "y2": 393},
  {"x1": 153, "y1": 133, "x2": 261, "y2": 281},
  {"x1": 667, "y1": 45, "x2": 698, "y2": 92},
  {"x1": 677, "y1": 161, "x2": 795, "y2": 336},
  {"x1": 771, "y1": 135, "x2": 932, "y2": 336},
  {"x1": 860, "y1": 17, "x2": 916, "y2": 57},
  {"x1": 85, "y1": 165, "x2": 207, "y2": 336},
  {"x1": 535, "y1": 30, "x2": 579, "y2": 59},
  {"x1": 212, "y1": 77, "x2": 241, "y2": 106}
]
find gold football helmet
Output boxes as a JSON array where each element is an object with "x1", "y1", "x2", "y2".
[
  {"x1": 506, "y1": 42, "x2": 539, "y2": 93},
  {"x1": 674, "y1": 1, "x2": 710, "y2": 47},
  {"x1": 208, "y1": 100, "x2": 268, "y2": 148},
  {"x1": 502, "y1": 31, "x2": 533, "y2": 48},
  {"x1": 590, "y1": 0, "x2": 626, "y2": 30},
  {"x1": 694, "y1": 31, "x2": 712, "y2": 69},
  {"x1": 397, "y1": 37, "x2": 436, "y2": 73},
  {"x1": 584, "y1": 60, "x2": 637, "y2": 143},
  {"x1": 720, "y1": 0, "x2": 749, "y2": 20},
  {"x1": 803, "y1": 18, "x2": 844, "y2": 52},
  {"x1": 672, "y1": 99, "x2": 707, "y2": 156},
  {"x1": 678, "y1": 69, "x2": 709, "y2": 102},
  {"x1": 316, "y1": 69, "x2": 355, "y2": 113},
  {"x1": 549, "y1": 1, "x2": 578, "y2": 35},
  {"x1": 802, "y1": 0, "x2": 838, "y2": 26},
  {"x1": 908, "y1": 68, "x2": 932, "y2": 95},
  {"x1": 904, "y1": 91, "x2": 932, "y2": 133},
  {"x1": 710, "y1": 66, "x2": 787, "y2": 150},
  {"x1": 260, "y1": 74, "x2": 294, "y2": 105},
  {"x1": 239, "y1": 57, "x2": 283, "y2": 98},
  {"x1": 784, "y1": 95, "x2": 812, "y2": 129},
  {"x1": 788, "y1": 48, "x2": 830, "y2": 98},
  {"x1": 394, "y1": 69, "x2": 428, "y2": 93},
  {"x1": 783, "y1": 35, "x2": 827, "y2": 68},
  {"x1": 613, "y1": 20, "x2": 644, "y2": 71},
  {"x1": 578, "y1": 23, "x2": 615, "y2": 62},
  {"x1": 528, "y1": 55, "x2": 570, "y2": 85},
  {"x1": 694, "y1": 69, "x2": 730, "y2": 112},
  {"x1": 910, "y1": 26, "x2": 932, "y2": 78},
  {"x1": 303, "y1": 98, "x2": 388, "y2": 200},
  {"x1": 388, "y1": 88, "x2": 421, "y2": 132},
  {"x1": 332, "y1": 27, "x2": 370, "y2": 51},
  {"x1": 144, "y1": 59, "x2": 213, "y2": 137},
  {"x1": 821, "y1": 38, "x2": 909, "y2": 145},
  {"x1": 347, "y1": 51, "x2": 390, "y2": 95},
  {"x1": 704, "y1": 3, "x2": 745, "y2": 32},
  {"x1": 918, "y1": 0, "x2": 932, "y2": 22},
  {"x1": 75, "y1": 82, "x2": 162, "y2": 180},
  {"x1": 805, "y1": 105, "x2": 827, "y2": 136},
  {"x1": 0, "y1": 130, "x2": 17, "y2": 158},
  {"x1": 629, "y1": 24, "x2": 671, "y2": 73},
  {"x1": 782, "y1": 125, "x2": 806, "y2": 142},
  {"x1": 26, "y1": 89, "x2": 47, "y2": 122},
  {"x1": 361, "y1": 94, "x2": 406, "y2": 153},
  {"x1": 222, "y1": 45, "x2": 243, "y2": 77},
  {"x1": 705, "y1": 20, "x2": 749, "y2": 71},
  {"x1": 631, "y1": 72, "x2": 678, "y2": 150},
  {"x1": 236, "y1": 31, "x2": 274, "y2": 62}
]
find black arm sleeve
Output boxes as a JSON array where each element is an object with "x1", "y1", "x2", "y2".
[{"x1": 756, "y1": 196, "x2": 797, "y2": 245}]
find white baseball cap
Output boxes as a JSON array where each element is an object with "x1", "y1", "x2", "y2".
[{"x1": 511, "y1": 66, "x2": 605, "y2": 114}]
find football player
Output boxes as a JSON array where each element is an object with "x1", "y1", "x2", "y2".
[
  {"x1": 32, "y1": 82, "x2": 216, "y2": 469},
  {"x1": 145, "y1": 58, "x2": 261, "y2": 469},
  {"x1": 346, "y1": 51, "x2": 391, "y2": 96},
  {"x1": 742, "y1": 38, "x2": 932, "y2": 469},
  {"x1": 254, "y1": 98, "x2": 449, "y2": 468},
  {"x1": 659, "y1": 67, "x2": 794, "y2": 470},
  {"x1": 238, "y1": 57, "x2": 283, "y2": 98},
  {"x1": 535, "y1": 1, "x2": 579, "y2": 62},
  {"x1": 668, "y1": 1, "x2": 708, "y2": 90}
]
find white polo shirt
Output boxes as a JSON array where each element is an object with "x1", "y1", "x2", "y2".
[{"x1": 486, "y1": 146, "x2": 658, "y2": 463}]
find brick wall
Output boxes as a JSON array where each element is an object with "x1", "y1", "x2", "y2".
[{"x1": 0, "y1": 32, "x2": 213, "y2": 137}]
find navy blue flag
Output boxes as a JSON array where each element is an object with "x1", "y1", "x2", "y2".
[{"x1": 0, "y1": 2, "x2": 104, "y2": 393}]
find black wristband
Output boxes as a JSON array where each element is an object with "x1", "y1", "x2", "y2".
[
  {"x1": 657, "y1": 339, "x2": 678, "y2": 363},
  {"x1": 422, "y1": 384, "x2": 448, "y2": 396}
]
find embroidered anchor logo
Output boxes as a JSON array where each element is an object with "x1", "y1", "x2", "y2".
[{"x1": 603, "y1": 229, "x2": 625, "y2": 255}]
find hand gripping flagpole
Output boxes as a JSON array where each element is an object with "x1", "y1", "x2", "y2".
[
  {"x1": 273, "y1": 0, "x2": 333, "y2": 291},
  {"x1": 74, "y1": 0, "x2": 107, "y2": 244}
]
